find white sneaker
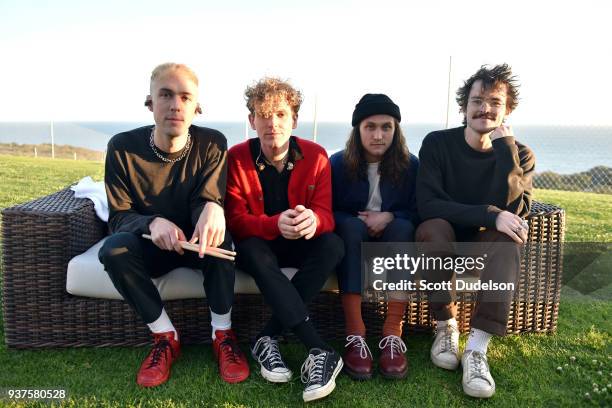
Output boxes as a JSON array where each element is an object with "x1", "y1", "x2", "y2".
[
  {"x1": 251, "y1": 336, "x2": 292, "y2": 383},
  {"x1": 430, "y1": 324, "x2": 460, "y2": 370},
  {"x1": 461, "y1": 350, "x2": 496, "y2": 398}
]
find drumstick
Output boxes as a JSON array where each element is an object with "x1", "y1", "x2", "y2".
[{"x1": 141, "y1": 234, "x2": 235, "y2": 261}]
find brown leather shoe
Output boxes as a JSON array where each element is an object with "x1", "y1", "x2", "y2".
[
  {"x1": 343, "y1": 335, "x2": 373, "y2": 380},
  {"x1": 378, "y1": 335, "x2": 408, "y2": 379},
  {"x1": 213, "y1": 329, "x2": 250, "y2": 383},
  {"x1": 137, "y1": 331, "x2": 181, "y2": 387}
]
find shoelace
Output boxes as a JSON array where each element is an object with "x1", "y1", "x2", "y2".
[
  {"x1": 147, "y1": 339, "x2": 172, "y2": 368},
  {"x1": 254, "y1": 337, "x2": 285, "y2": 369},
  {"x1": 378, "y1": 335, "x2": 407, "y2": 360},
  {"x1": 439, "y1": 325, "x2": 458, "y2": 355},
  {"x1": 300, "y1": 353, "x2": 326, "y2": 385},
  {"x1": 345, "y1": 335, "x2": 373, "y2": 360},
  {"x1": 467, "y1": 351, "x2": 490, "y2": 382},
  {"x1": 219, "y1": 337, "x2": 241, "y2": 365}
]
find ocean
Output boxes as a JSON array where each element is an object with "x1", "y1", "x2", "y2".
[{"x1": 0, "y1": 121, "x2": 610, "y2": 174}]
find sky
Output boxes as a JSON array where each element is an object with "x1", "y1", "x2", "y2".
[{"x1": 1, "y1": 0, "x2": 611, "y2": 126}]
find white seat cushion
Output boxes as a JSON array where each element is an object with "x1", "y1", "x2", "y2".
[{"x1": 66, "y1": 238, "x2": 338, "y2": 300}]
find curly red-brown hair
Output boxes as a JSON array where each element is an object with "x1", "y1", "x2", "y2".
[{"x1": 244, "y1": 77, "x2": 303, "y2": 117}]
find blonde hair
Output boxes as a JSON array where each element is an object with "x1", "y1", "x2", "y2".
[
  {"x1": 244, "y1": 77, "x2": 303, "y2": 117},
  {"x1": 150, "y1": 63, "x2": 199, "y2": 92}
]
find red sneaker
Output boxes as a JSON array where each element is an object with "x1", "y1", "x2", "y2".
[
  {"x1": 137, "y1": 331, "x2": 180, "y2": 387},
  {"x1": 212, "y1": 329, "x2": 250, "y2": 383}
]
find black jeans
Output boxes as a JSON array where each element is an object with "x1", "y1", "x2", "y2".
[
  {"x1": 98, "y1": 231, "x2": 235, "y2": 323},
  {"x1": 235, "y1": 233, "x2": 344, "y2": 332}
]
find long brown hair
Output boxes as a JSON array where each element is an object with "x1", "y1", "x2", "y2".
[{"x1": 343, "y1": 119, "x2": 411, "y2": 186}]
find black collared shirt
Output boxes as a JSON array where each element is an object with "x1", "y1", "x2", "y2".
[{"x1": 249, "y1": 136, "x2": 302, "y2": 216}]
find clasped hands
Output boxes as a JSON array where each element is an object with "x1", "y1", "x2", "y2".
[
  {"x1": 278, "y1": 204, "x2": 317, "y2": 240},
  {"x1": 358, "y1": 211, "x2": 394, "y2": 238}
]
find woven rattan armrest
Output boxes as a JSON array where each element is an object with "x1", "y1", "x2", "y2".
[{"x1": 1, "y1": 188, "x2": 106, "y2": 347}]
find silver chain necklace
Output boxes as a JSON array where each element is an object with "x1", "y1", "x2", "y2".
[{"x1": 149, "y1": 129, "x2": 192, "y2": 163}]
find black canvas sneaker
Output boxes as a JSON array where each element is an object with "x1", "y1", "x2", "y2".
[
  {"x1": 300, "y1": 348, "x2": 343, "y2": 402},
  {"x1": 251, "y1": 336, "x2": 292, "y2": 383}
]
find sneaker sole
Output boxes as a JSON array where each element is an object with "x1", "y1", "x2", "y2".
[
  {"x1": 137, "y1": 375, "x2": 170, "y2": 388},
  {"x1": 303, "y1": 358, "x2": 344, "y2": 402},
  {"x1": 462, "y1": 381, "x2": 495, "y2": 398},
  {"x1": 219, "y1": 361, "x2": 250, "y2": 384},
  {"x1": 431, "y1": 352, "x2": 459, "y2": 371},
  {"x1": 260, "y1": 366, "x2": 292, "y2": 383}
]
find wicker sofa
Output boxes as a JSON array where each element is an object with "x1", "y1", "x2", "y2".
[{"x1": 1, "y1": 188, "x2": 565, "y2": 348}]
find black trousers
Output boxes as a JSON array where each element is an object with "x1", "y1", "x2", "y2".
[
  {"x1": 235, "y1": 233, "x2": 345, "y2": 332},
  {"x1": 98, "y1": 231, "x2": 235, "y2": 324}
]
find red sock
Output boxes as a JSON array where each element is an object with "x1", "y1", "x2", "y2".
[
  {"x1": 382, "y1": 301, "x2": 407, "y2": 337},
  {"x1": 342, "y1": 293, "x2": 366, "y2": 336}
]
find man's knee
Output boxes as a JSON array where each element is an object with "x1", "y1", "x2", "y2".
[
  {"x1": 415, "y1": 218, "x2": 455, "y2": 243},
  {"x1": 98, "y1": 232, "x2": 142, "y2": 268},
  {"x1": 314, "y1": 232, "x2": 345, "y2": 261},
  {"x1": 235, "y1": 237, "x2": 277, "y2": 272},
  {"x1": 335, "y1": 217, "x2": 368, "y2": 243},
  {"x1": 383, "y1": 218, "x2": 416, "y2": 241},
  {"x1": 478, "y1": 228, "x2": 518, "y2": 244}
]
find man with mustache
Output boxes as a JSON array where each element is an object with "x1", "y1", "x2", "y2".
[
  {"x1": 99, "y1": 63, "x2": 249, "y2": 387},
  {"x1": 225, "y1": 77, "x2": 344, "y2": 402},
  {"x1": 416, "y1": 64, "x2": 535, "y2": 398}
]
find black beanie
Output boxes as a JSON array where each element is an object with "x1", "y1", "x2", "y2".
[{"x1": 351, "y1": 93, "x2": 401, "y2": 127}]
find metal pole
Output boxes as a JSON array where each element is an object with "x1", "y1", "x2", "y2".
[
  {"x1": 445, "y1": 56, "x2": 452, "y2": 129},
  {"x1": 50, "y1": 120, "x2": 55, "y2": 159},
  {"x1": 312, "y1": 94, "x2": 318, "y2": 143}
]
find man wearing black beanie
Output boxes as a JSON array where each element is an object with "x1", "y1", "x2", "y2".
[
  {"x1": 351, "y1": 94, "x2": 402, "y2": 127},
  {"x1": 330, "y1": 93, "x2": 419, "y2": 380}
]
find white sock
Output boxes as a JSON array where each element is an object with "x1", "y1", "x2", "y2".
[
  {"x1": 210, "y1": 308, "x2": 232, "y2": 340},
  {"x1": 466, "y1": 328, "x2": 492, "y2": 354},
  {"x1": 147, "y1": 308, "x2": 178, "y2": 341},
  {"x1": 436, "y1": 317, "x2": 458, "y2": 331}
]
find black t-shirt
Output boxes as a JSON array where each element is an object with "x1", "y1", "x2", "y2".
[{"x1": 104, "y1": 125, "x2": 228, "y2": 236}]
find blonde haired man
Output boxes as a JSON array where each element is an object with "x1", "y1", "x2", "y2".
[{"x1": 99, "y1": 63, "x2": 249, "y2": 387}]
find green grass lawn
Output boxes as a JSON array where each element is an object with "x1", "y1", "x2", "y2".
[{"x1": 0, "y1": 155, "x2": 610, "y2": 407}]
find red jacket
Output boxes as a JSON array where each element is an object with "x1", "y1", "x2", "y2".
[{"x1": 226, "y1": 137, "x2": 335, "y2": 242}]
